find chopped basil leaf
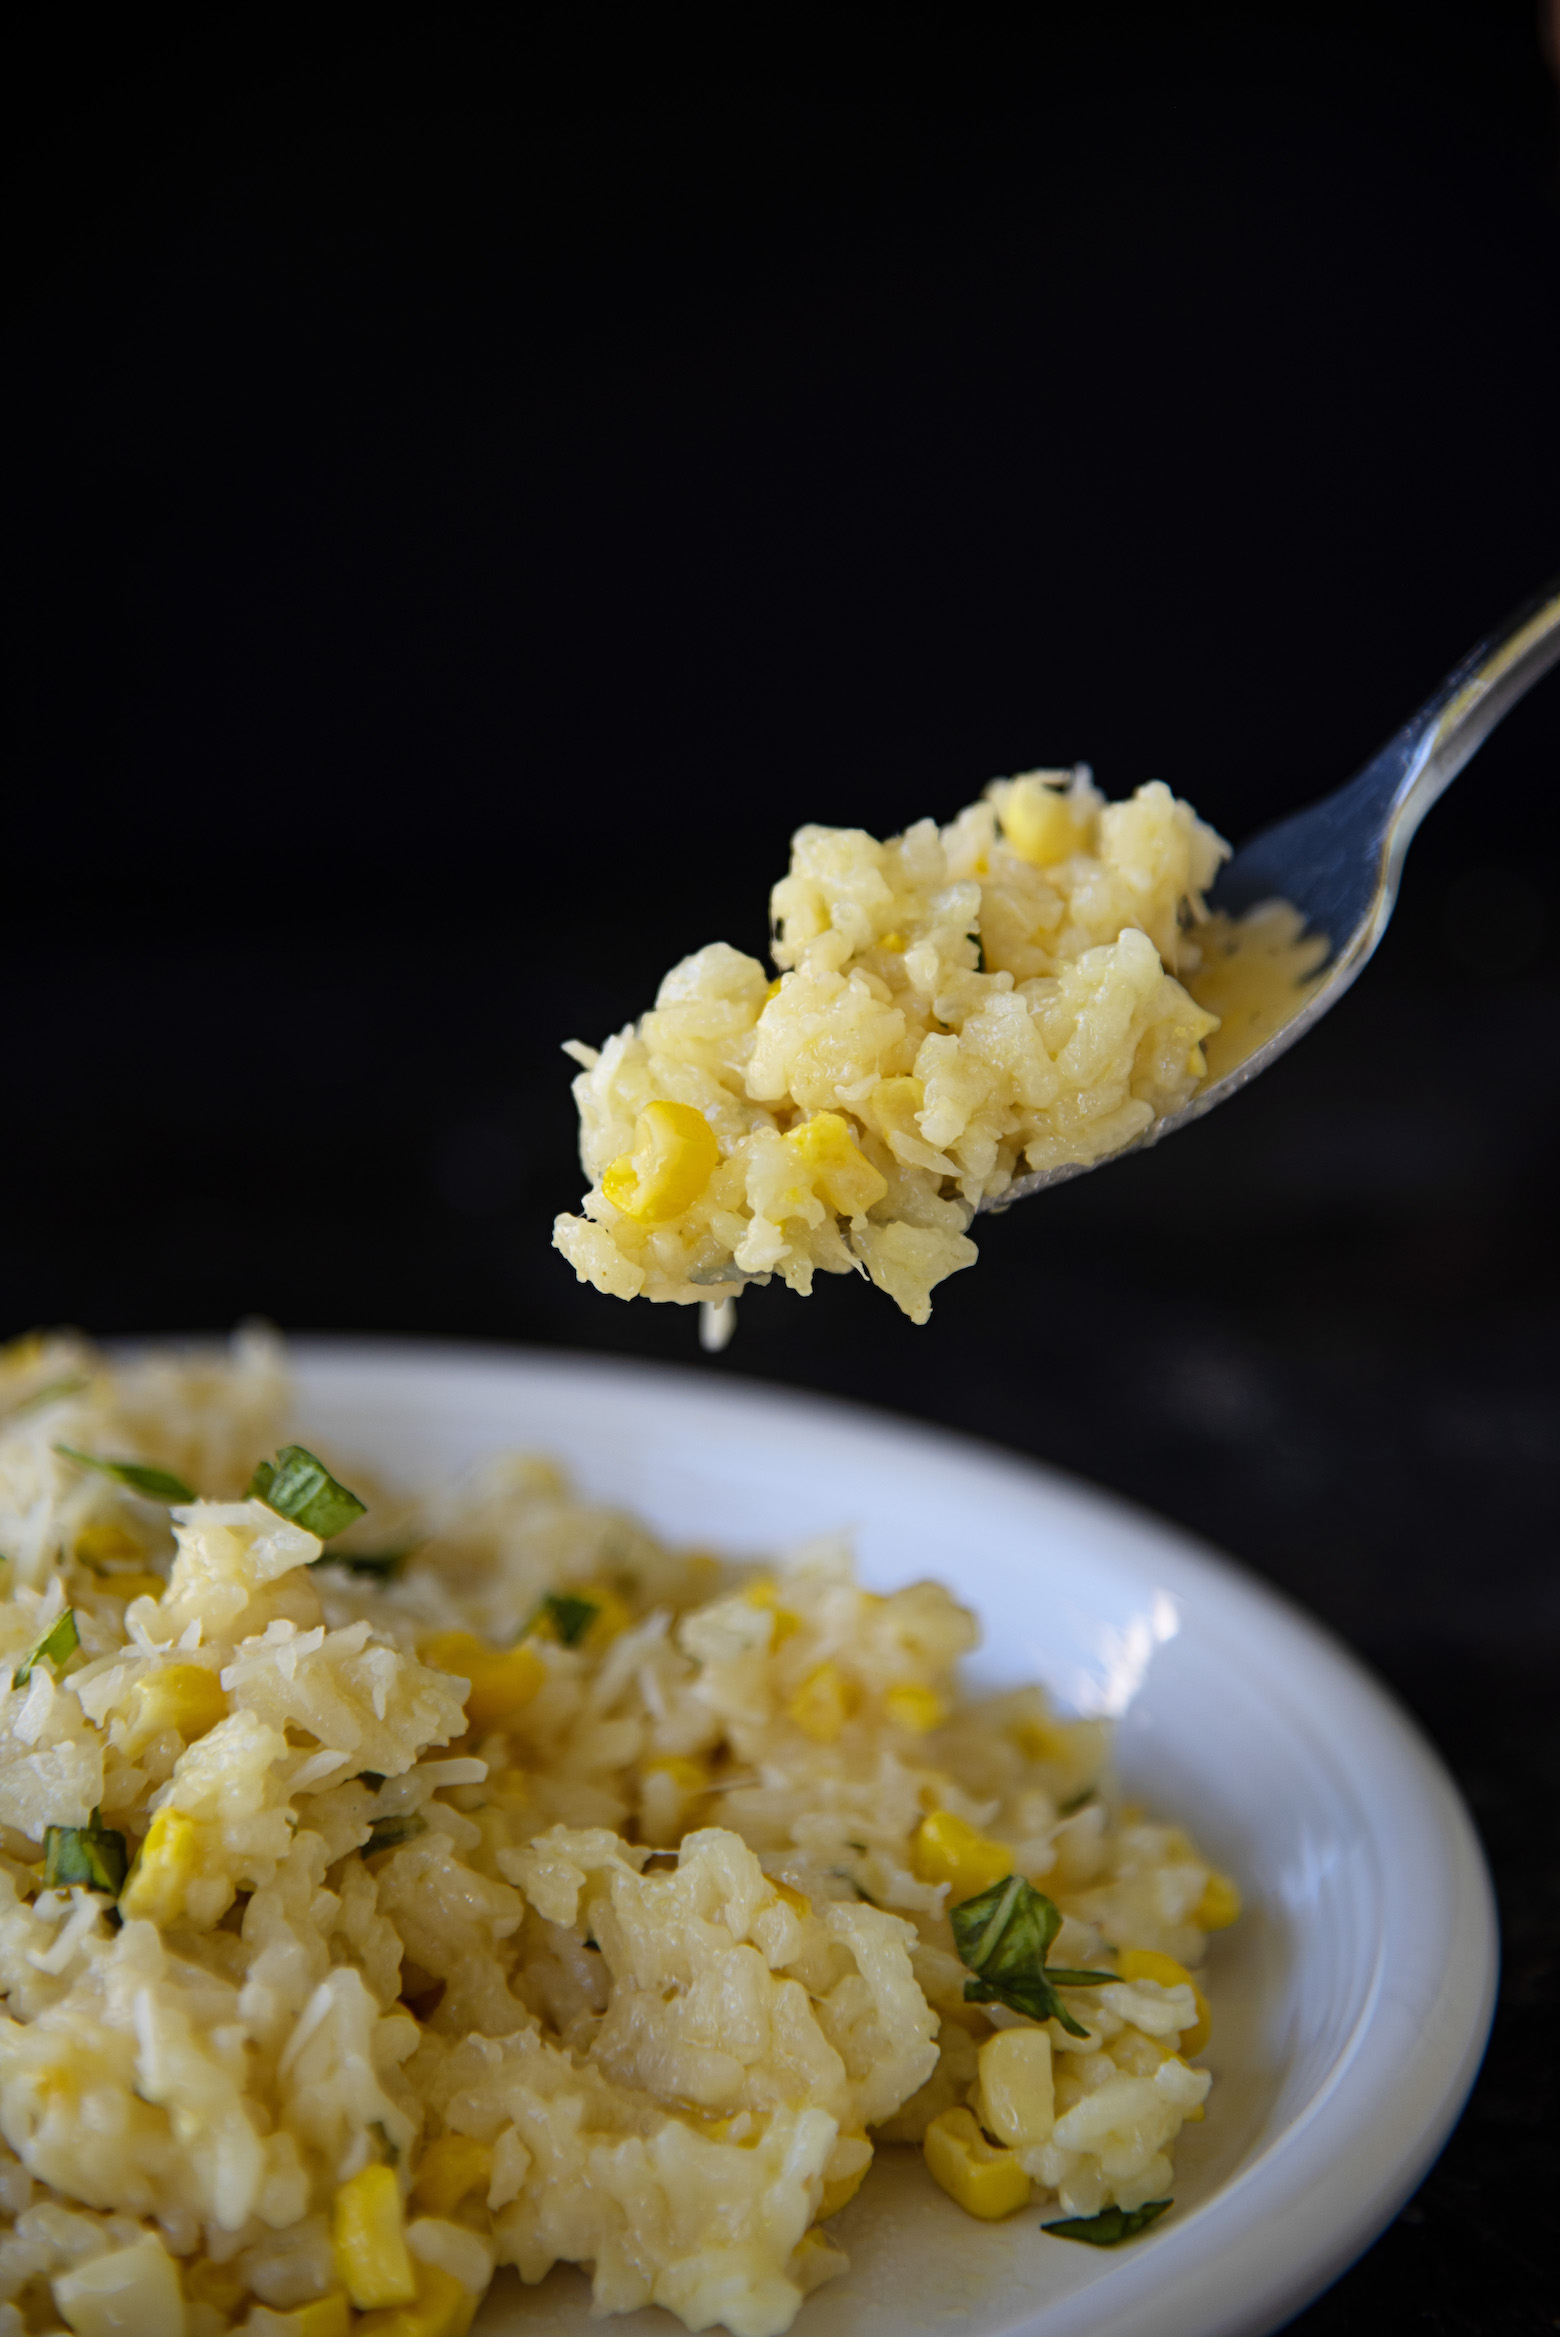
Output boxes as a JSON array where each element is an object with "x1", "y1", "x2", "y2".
[
  {"x1": 248, "y1": 1447, "x2": 367, "y2": 1540},
  {"x1": 366, "y1": 1813, "x2": 427, "y2": 1854},
  {"x1": 43, "y1": 1810, "x2": 128, "y2": 1895},
  {"x1": 524, "y1": 1592, "x2": 599, "y2": 1648},
  {"x1": 1042, "y1": 2200, "x2": 1172, "y2": 2246},
  {"x1": 13, "y1": 1608, "x2": 80, "y2": 1688},
  {"x1": 950, "y1": 1873, "x2": 1115, "y2": 2037},
  {"x1": 310, "y1": 1548, "x2": 410, "y2": 1580},
  {"x1": 54, "y1": 1446, "x2": 195, "y2": 1502}
]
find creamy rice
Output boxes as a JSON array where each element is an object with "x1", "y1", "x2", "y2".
[
  {"x1": 0, "y1": 1333, "x2": 1238, "y2": 2336},
  {"x1": 555, "y1": 768, "x2": 1266, "y2": 1325}
]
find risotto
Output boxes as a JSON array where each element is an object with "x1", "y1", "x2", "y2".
[
  {"x1": 0, "y1": 1332, "x2": 1238, "y2": 2337},
  {"x1": 555, "y1": 766, "x2": 1286, "y2": 1326}
]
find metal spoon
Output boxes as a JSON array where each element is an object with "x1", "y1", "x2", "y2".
[{"x1": 987, "y1": 573, "x2": 1560, "y2": 1212}]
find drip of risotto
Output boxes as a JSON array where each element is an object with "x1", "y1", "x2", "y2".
[
  {"x1": 0, "y1": 1332, "x2": 1238, "y2": 2337},
  {"x1": 554, "y1": 767, "x2": 1316, "y2": 1327}
]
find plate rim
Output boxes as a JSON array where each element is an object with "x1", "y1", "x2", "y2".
[{"x1": 275, "y1": 1333, "x2": 1497, "y2": 2337}]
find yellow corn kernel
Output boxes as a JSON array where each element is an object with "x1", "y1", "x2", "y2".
[
  {"x1": 333, "y1": 2163, "x2": 417, "y2": 2310},
  {"x1": 601, "y1": 1101, "x2": 720, "y2": 1226},
  {"x1": 922, "y1": 2107, "x2": 1031, "y2": 2220},
  {"x1": 783, "y1": 1113, "x2": 887, "y2": 1217},
  {"x1": 578, "y1": 1585, "x2": 633, "y2": 1652},
  {"x1": 411, "y1": 2133, "x2": 493, "y2": 2219},
  {"x1": 998, "y1": 773, "x2": 1088, "y2": 867},
  {"x1": 1012, "y1": 1714, "x2": 1071, "y2": 1763},
  {"x1": 422, "y1": 1632, "x2": 548, "y2": 1731},
  {"x1": 883, "y1": 1683, "x2": 946, "y2": 1734},
  {"x1": 788, "y1": 1663, "x2": 858, "y2": 1743},
  {"x1": 120, "y1": 1807, "x2": 200, "y2": 1927},
  {"x1": 910, "y1": 1810, "x2": 1013, "y2": 1904},
  {"x1": 1195, "y1": 1870, "x2": 1242, "y2": 1931},
  {"x1": 763, "y1": 977, "x2": 784, "y2": 1003},
  {"x1": 1117, "y1": 1947, "x2": 1189, "y2": 1987},
  {"x1": 130, "y1": 1663, "x2": 227, "y2": 1747},
  {"x1": 355, "y1": 2261, "x2": 477, "y2": 2337},
  {"x1": 743, "y1": 1579, "x2": 802, "y2": 1643},
  {"x1": 878, "y1": 931, "x2": 906, "y2": 952},
  {"x1": 75, "y1": 1522, "x2": 144, "y2": 1567},
  {"x1": 106, "y1": 1572, "x2": 168, "y2": 1603},
  {"x1": 817, "y1": 2136, "x2": 872, "y2": 2219},
  {"x1": 1179, "y1": 1990, "x2": 1213, "y2": 2058},
  {"x1": 1118, "y1": 1948, "x2": 1212, "y2": 2057},
  {"x1": 771, "y1": 1879, "x2": 812, "y2": 1918},
  {"x1": 183, "y1": 2257, "x2": 250, "y2": 2315},
  {"x1": 976, "y1": 2026, "x2": 1055, "y2": 2147},
  {"x1": 263, "y1": 2297, "x2": 354, "y2": 2337},
  {"x1": 422, "y1": 1628, "x2": 485, "y2": 1676}
]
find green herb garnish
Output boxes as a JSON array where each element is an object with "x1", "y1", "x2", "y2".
[
  {"x1": 1042, "y1": 2200, "x2": 1172, "y2": 2246},
  {"x1": 310, "y1": 1548, "x2": 411, "y2": 1580},
  {"x1": 1057, "y1": 1785, "x2": 1098, "y2": 1816},
  {"x1": 524, "y1": 1592, "x2": 599, "y2": 1648},
  {"x1": 13, "y1": 1608, "x2": 80, "y2": 1688},
  {"x1": 950, "y1": 1873, "x2": 1116, "y2": 2038},
  {"x1": 54, "y1": 1446, "x2": 195, "y2": 1502},
  {"x1": 366, "y1": 1813, "x2": 427, "y2": 1854},
  {"x1": 248, "y1": 1447, "x2": 367, "y2": 1540},
  {"x1": 42, "y1": 1808, "x2": 128, "y2": 1895}
]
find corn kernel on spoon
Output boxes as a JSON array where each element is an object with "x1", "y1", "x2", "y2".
[{"x1": 986, "y1": 572, "x2": 1560, "y2": 1214}]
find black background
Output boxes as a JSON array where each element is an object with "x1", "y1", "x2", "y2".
[{"x1": 3, "y1": 7, "x2": 1558, "y2": 2328}]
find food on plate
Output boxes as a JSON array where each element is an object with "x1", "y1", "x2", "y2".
[
  {"x1": 555, "y1": 766, "x2": 1307, "y2": 1327},
  {"x1": 0, "y1": 1331, "x2": 1239, "y2": 2335}
]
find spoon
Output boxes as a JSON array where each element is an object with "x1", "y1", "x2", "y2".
[{"x1": 987, "y1": 572, "x2": 1560, "y2": 1212}]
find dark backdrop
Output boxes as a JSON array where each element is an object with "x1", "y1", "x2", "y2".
[{"x1": 4, "y1": 9, "x2": 1558, "y2": 2329}]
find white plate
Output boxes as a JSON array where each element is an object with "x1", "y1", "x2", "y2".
[{"x1": 290, "y1": 1337, "x2": 1496, "y2": 2337}]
